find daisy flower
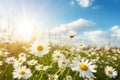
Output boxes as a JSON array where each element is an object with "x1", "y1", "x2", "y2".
[
  {"x1": 105, "y1": 66, "x2": 117, "y2": 78},
  {"x1": 84, "y1": 78, "x2": 94, "y2": 80},
  {"x1": 18, "y1": 52, "x2": 27, "y2": 58},
  {"x1": 71, "y1": 59, "x2": 97, "y2": 78},
  {"x1": 0, "y1": 61, "x2": 4, "y2": 66},
  {"x1": 0, "y1": 50, "x2": 3, "y2": 56},
  {"x1": 48, "y1": 74, "x2": 58, "y2": 80},
  {"x1": 0, "y1": 50, "x2": 10, "y2": 57},
  {"x1": 104, "y1": 46, "x2": 110, "y2": 51},
  {"x1": 79, "y1": 43, "x2": 86, "y2": 49},
  {"x1": 52, "y1": 50, "x2": 65, "y2": 61},
  {"x1": 70, "y1": 47, "x2": 76, "y2": 53},
  {"x1": 70, "y1": 46, "x2": 81, "y2": 54},
  {"x1": 30, "y1": 40, "x2": 50, "y2": 57},
  {"x1": 66, "y1": 75, "x2": 72, "y2": 80},
  {"x1": 13, "y1": 66, "x2": 32, "y2": 79},
  {"x1": 15, "y1": 57, "x2": 26, "y2": 64},
  {"x1": 5, "y1": 56, "x2": 15, "y2": 64},
  {"x1": 27, "y1": 59, "x2": 38, "y2": 66},
  {"x1": 13, "y1": 57, "x2": 26, "y2": 68},
  {"x1": 58, "y1": 58, "x2": 70, "y2": 68},
  {"x1": 35, "y1": 64, "x2": 49, "y2": 71}
]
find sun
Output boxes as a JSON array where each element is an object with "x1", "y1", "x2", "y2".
[{"x1": 14, "y1": 16, "x2": 37, "y2": 42}]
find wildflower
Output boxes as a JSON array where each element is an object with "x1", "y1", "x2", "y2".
[
  {"x1": 5, "y1": 57, "x2": 15, "y2": 64},
  {"x1": 0, "y1": 50, "x2": 10, "y2": 57},
  {"x1": 48, "y1": 74, "x2": 58, "y2": 80},
  {"x1": 0, "y1": 61, "x2": 4, "y2": 66},
  {"x1": 35, "y1": 64, "x2": 49, "y2": 71},
  {"x1": 78, "y1": 43, "x2": 86, "y2": 49},
  {"x1": 27, "y1": 59, "x2": 38, "y2": 66},
  {"x1": 18, "y1": 52, "x2": 27, "y2": 58},
  {"x1": 30, "y1": 40, "x2": 50, "y2": 57},
  {"x1": 66, "y1": 75, "x2": 72, "y2": 80},
  {"x1": 104, "y1": 46, "x2": 110, "y2": 51},
  {"x1": 105, "y1": 66, "x2": 117, "y2": 78},
  {"x1": 58, "y1": 58, "x2": 70, "y2": 68},
  {"x1": 52, "y1": 50, "x2": 65, "y2": 61},
  {"x1": 13, "y1": 66, "x2": 32, "y2": 79},
  {"x1": 13, "y1": 57, "x2": 26, "y2": 68},
  {"x1": 71, "y1": 59, "x2": 97, "y2": 78}
]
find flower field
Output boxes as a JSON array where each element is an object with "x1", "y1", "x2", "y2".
[
  {"x1": 0, "y1": 40, "x2": 120, "y2": 80},
  {"x1": 0, "y1": 0, "x2": 120, "y2": 80}
]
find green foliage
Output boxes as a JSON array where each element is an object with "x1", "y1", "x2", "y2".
[{"x1": 0, "y1": 42, "x2": 120, "y2": 80}]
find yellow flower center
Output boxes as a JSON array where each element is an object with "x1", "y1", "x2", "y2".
[
  {"x1": 80, "y1": 43, "x2": 83, "y2": 46},
  {"x1": 39, "y1": 65, "x2": 44, "y2": 69},
  {"x1": 62, "y1": 61, "x2": 66, "y2": 64},
  {"x1": 56, "y1": 55, "x2": 60, "y2": 58},
  {"x1": 18, "y1": 59, "x2": 23, "y2": 63},
  {"x1": 37, "y1": 45, "x2": 44, "y2": 51},
  {"x1": 19, "y1": 70, "x2": 25, "y2": 75},
  {"x1": 50, "y1": 75, "x2": 55, "y2": 79},
  {"x1": 9, "y1": 59, "x2": 14, "y2": 62},
  {"x1": 79, "y1": 63, "x2": 88, "y2": 71},
  {"x1": 108, "y1": 70, "x2": 113, "y2": 74},
  {"x1": 31, "y1": 61, "x2": 35, "y2": 64}
]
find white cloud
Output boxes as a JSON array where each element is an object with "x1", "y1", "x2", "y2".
[
  {"x1": 111, "y1": 25, "x2": 120, "y2": 37},
  {"x1": 111, "y1": 25, "x2": 120, "y2": 34},
  {"x1": 110, "y1": 25, "x2": 120, "y2": 46},
  {"x1": 83, "y1": 25, "x2": 120, "y2": 47},
  {"x1": 76, "y1": 0, "x2": 94, "y2": 8},
  {"x1": 51, "y1": 18, "x2": 96, "y2": 34},
  {"x1": 50, "y1": 20, "x2": 120, "y2": 47},
  {"x1": 84, "y1": 30, "x2": 110, "y2": 46}
]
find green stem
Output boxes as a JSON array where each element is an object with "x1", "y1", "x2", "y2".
[
  {"x1": 66, "y1": 68, "x2": 70, "y2": 75},
  {"x1": 55, "y1": 68, "x2": 61, "y2": 75},
  {"x1": 39, "y1": 71, "x2": 44, "y2": 80},
  {"x1": 0, "y1": 64, "x2": 9, "y2": 79},
  {"x1": 58, "y1": 68, "x2": 66, "y2": 76}
]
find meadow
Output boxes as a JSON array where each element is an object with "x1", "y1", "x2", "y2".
[{"x1": 0, "y1": 40, "x2": 120, "y2": 80}]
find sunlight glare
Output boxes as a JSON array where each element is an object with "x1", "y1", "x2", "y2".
[{"x1": 15, "y1": 16, "x2": 36, "y2": 42}]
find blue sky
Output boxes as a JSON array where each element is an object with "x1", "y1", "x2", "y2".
[
  {"x1": 0, "y1": 0, "x2": 120, "y2": 29},
  {"x1": 0, "y1": 0, "x2": 120, "y2": 46}
]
